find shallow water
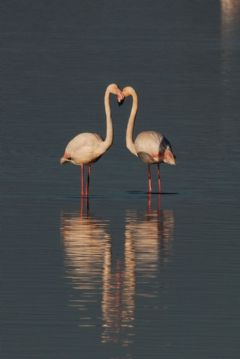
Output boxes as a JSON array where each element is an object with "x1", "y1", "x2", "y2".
[{"x1": 1, "y1": 1, "x2": 240, "y2": 358}]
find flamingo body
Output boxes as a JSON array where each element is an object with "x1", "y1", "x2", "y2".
[
  {"x1": 134, "y1": 130, "x2": 173, "y2": 164},
  {"x1": 62, "y1": 132, "x2": 105, "y2": 165}
]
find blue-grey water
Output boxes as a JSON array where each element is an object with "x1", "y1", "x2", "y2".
[{"x1": 1, "y1": 1, "x2": 240, "y2": 358}]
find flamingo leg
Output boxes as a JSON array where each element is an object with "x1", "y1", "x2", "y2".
[
  {"x1": 147, "y1": 164, "x2": 152, "y2": 193},
  {"x1": 81, "y1": 165, "x2": 85, "y2": 197},
  {"x1": 85, "y1": 165, "x2": 91, "y2": 197},
  {"x1": 157, "y1": 163, "x2": 161, "y2": 193}
]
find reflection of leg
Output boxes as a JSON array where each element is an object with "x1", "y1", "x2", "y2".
[
  {"x1": 147, "y1": 192, "x2": 152, "y2": 213},
  {"x1": 157, "y1": 164, "x2": 161, "y2": 193},
  {"x1": 157, "y1": 194, "x2": 161, "y2": 216},
  {"x1": 86, "y1": 197, "x2": 90, "y2": 216},
  {"x1": 80, "y1": 196, "x2": 84, "y2": 217},
  {"x1": 85, "y1": 165, "x2": 91, "y2": 197},
  {"x1": 80, "y1": 196, "x2": 89, "y2": 217},
  {"x1": 81, "y1": 165, "x2": 85, "y2": 197},
  {"x1": 147, "y1": 165, "x2": 152, "y2": 193}
]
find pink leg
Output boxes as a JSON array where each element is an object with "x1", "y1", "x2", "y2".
[
  {"x1": 81, "y1": 165, "x2": 85, "y2": 197},
  {"x1": 147, "y1": 165, "x2": 152, "y2": 193},
  {"x1": 157, "y1": 164, "x2": 161, "y2": 193},
  {"x1": 85, "y1": 165, "x2": 91, "y2": 197}
]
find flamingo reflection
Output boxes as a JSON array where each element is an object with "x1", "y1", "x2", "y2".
[
  {"x1": 61, "y1": 199, "x2": 135, "y2": 346},
  {"x1": 102, "y1": 196, "x2": 174, "y2": 344},
  {"x1": 61, "y1": 199, "x2": 111, "y2": 327},
  {"x1": 61, "y1": 197, "x2": 174, "y2": 347},
  {"x1": 125, "y1": 197, "x2": 174, "y2": 291}
]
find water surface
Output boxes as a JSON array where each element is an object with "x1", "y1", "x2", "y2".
[{"x1": 1, "y1": 0, "x2": 240, "y2": 358}]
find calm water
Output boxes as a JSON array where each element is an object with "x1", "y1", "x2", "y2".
[{"x1": 1, "y1": 1, "x2": 240, "y2": 358}]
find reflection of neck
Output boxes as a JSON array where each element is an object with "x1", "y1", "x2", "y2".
[
  {"x1": 126, "y1": 87, "x2": 138, "y2": 156},
  {"x1": 103, "y1": 86, "x2": 113, "y2": 150},
  {"x1": 102, "y1": 224, "x2": 135, "y2": 345}
]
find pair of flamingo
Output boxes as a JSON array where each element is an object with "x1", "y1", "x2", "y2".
[{"x1": 60, "y1": 83, "x2": 176, "y2": 196}]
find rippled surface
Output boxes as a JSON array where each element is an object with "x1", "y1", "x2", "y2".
[
  {"x1": 61, "y1": 198, "x2": 174, "y2": 350},
  {"x1": 1, "y1": 1, "x2": 240, "y2": 358}
]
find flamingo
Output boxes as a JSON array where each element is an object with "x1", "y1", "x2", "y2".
[
  {"x1": 122, "y1": 86, "x2": 176, "y2": 193},
  {"x1": 60, "y1": 83, "x2": 124, "y2": 196}
]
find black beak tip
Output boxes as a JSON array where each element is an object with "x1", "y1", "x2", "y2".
[{"x1": 118, "y1": 99, "x2": 124, "y2": 106}]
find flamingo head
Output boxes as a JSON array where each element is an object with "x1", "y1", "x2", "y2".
[
  {"x1": 108, "y1": 83, "x2": 125, "y2": 105},
  {"x1": 116, "y1": 89, "x2": 125, "y2": 106}
]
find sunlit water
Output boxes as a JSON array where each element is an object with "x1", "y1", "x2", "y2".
[{"x1": 1, "y1": 1, "x2": 240, "y2": 358}]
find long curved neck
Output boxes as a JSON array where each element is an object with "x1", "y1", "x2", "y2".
[
  {"x1": 126, "y1": 88, "x2": 138, "y2": 156},
  {"x1": 103, "y1": 86, "x2": 113, "y2": 149}
]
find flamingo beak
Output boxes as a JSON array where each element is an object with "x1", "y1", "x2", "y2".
[
  {"x1": 117, "y1": 91, "x2": 125, "y2": 106},
  {"x1": 118, "y1": 98, "x2": 124, "y2": 106}
]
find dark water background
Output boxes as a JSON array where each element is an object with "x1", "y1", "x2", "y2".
[{"x1": 1, "y1": 0, "x2": 240, "y2": 358}]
